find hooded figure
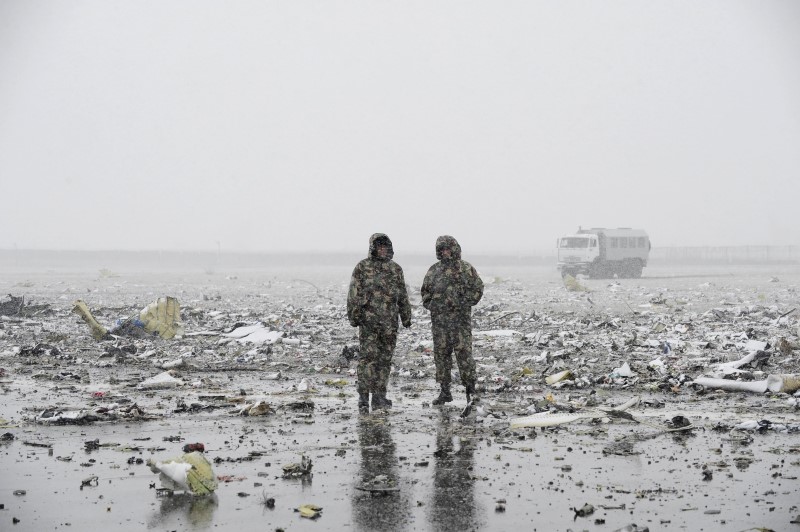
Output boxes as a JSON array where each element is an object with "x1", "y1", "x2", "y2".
[
  {"x1": 347, "y1": 233, "x2": 412, "y2": 411},
  {"x1": 421, "y1": 236, "x2": 483, "y2": 405}
]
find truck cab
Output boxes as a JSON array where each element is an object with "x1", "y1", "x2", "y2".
[{"x1": 557, "y1": 234, "x2": 600, "y2": 271}]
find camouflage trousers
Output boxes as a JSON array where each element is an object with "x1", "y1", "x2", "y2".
[
  {"x1": 431, "y1": 317, "x2": 476, "y2": 387},
  {"x1": 357, "y1": 326, "x2": 397, "y2": 395}
]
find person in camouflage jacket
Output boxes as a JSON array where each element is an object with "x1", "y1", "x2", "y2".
[
  {"x1": 347, "y1": 233, "x2": 412, "y2": 411},
  {"x1": 421, "y1": 235, "x2": 483, "y2": 405}
]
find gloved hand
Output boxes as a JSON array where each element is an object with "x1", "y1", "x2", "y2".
[{"x1": 349, "y1": 309, "x2": 363, "y2": 328}]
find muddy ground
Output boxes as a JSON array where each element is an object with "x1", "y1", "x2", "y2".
[{"x1": 1, "y1": 260, "x2": 799, "y2": 531}]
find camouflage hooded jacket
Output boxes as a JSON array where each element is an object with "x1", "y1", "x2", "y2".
[
  {"x1": 347, "y1": 233, "x2": 412, "y2": 330},
  {"x1": 421, "y1": 235, "x2": 483, "y2": 319}
]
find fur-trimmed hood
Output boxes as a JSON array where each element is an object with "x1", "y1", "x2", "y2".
[{"x1": 435, "y1": 235, "x2": 461, "y2": 261}]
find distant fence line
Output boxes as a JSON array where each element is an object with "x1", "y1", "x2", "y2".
[
  {"x1": 649, "y1": 246, "x2": 800, "y2": 264},
  {"x1": 0, "y1": 246, "x2": 798, "y2": 271}
]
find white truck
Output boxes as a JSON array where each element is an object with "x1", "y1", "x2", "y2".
[{"x1": 557, "y1": 227, "x2": 651, "y2": 279}]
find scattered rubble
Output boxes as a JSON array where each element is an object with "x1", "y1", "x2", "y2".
[
  {"x1": 0, "y1": 266, "x2": 798, "y2": 530},
  {"x1": 0, "y1": 294, "x2": 51, "y2": 317}
]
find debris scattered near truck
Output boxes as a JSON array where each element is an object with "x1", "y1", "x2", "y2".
[{"x1": 562, "y1": 274, "x2": 589, "y2": 292}]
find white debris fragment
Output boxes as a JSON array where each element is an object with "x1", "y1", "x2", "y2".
[
  {"x1": 475, "y1": 330, "x2": 521, "y2": 337},
  {"x1": 239, "y1": 401, "x2": 272, "y2": 416},
  {"x1": 159, "y1": 358, "x2": 187, "y2": 370},
  {"x1": 36, "y1": 409, "x2": 88, "y2": 424},
  {"x1": 138, "y1": 371, "x2": 184, "y2": 390},
  {"x1": 148, "y1": 451, "x2": 217, "y2": 494},
  {"x1": 649, "y1": 358, "x2": 666, "y2": 375},
  {"x1": 739, "y1": 339, "x2": 768, "y2": 352},
  {"x1": 510, "y1": 411, "x2": 593, "y2": 429},
  {"x1": 223, "y1": 324, "x2": 283, "y2": 344},
  {"x1": 611, "y1": 362, "x2": 634, "y2": 378},
  {"x1": 510, "y1": 397, "x2": 640, "y2": 429},
  {"x1": 693, "y1": 374, "x2": 800, "y2": 394},
  {"x1": 545, "y1": 370, "x2": 573, "y2": 385}
]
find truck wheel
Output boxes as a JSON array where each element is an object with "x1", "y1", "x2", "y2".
[
  {"x1": 619, "y1": 260, "x2": 641, "y2": 279},
  {"x1": 621, "y1": 262, "x2": 633, "y2": 279},
  {"x1": 588, "y1": 263, "x2": 603, "y2": 279},
  {"x1": 631, "y1": 260, "x2": 643, "y2": 278}
]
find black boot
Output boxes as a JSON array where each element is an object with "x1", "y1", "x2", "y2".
[
  {"x1": 371, "y1": 393, "x2": 392, "y2": 410},
  {"x1": 465, "y1": 382, "x2": 476, "y2": 404},
  {"x1": 432, "y1": 383, "x2": 453, "y2": 405},
  {"x1": 358, "y1": 393, "x2": 369, "y2": 411}
]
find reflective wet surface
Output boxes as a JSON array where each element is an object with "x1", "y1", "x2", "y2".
[{"x1": 2, "y1": 390, "x2": 798, "y2": 532}]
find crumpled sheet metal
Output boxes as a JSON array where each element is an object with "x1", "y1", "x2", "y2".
[
  {"x1": 32, "y1": 403, "x2": 153, "y2": 424},
  {"x1": 139, "y1": 297, "x2": 184, "y2": 339},
  {"x1": 239, "y1": 401, "x2": 273, "y2": 416},
  {"x1": 148, "y1": 451, "x2": 217, "y2": 495},
  {"x1": 73, "y1": 297, "x2": 184, "y2": 340}
]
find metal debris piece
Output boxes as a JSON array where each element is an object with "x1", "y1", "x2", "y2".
[
  {"x1": 80, "y1": 475, "x2": 99, "y2": 489},
  {"x1": 72, "y1": 300, "x2": 109, "y2": 340},
  {"x1": 138, "y1": 297, "x2": 185, "y2": 339},
  {"x1": 296, "y1": 503, "x2": 322, "y2": 519},
  {"x1": 282, "y1": 455, "x2": 313, "y2": 478},
  {"x1": 693, "y1": 374, "x2": 800, "y2": 394},
  {"x1": 147, "y1": 451, "x2": 218, "y2": 495},
  {"x1": 239, "y1": 401, "x2": 273, "y2": 416}
]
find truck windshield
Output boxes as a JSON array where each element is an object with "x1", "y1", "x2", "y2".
[{"x1": 560, "y1": 238, "x2": 590, "y2": 249}]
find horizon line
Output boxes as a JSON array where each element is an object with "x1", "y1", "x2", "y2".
[{"x1": 1, "y1": 244, "x2": 799, "y2": 255}]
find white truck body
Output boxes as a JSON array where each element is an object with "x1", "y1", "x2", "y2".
[{"x1": 557, "y1": 228, "x2": 650, "y2": 278}]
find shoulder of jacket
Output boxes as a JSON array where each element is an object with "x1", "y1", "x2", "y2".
[{"x1": 353, "y1": 259, "x2": 371, "y2": 271}]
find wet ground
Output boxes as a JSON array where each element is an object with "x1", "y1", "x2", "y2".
[{"x1": 1, "y1": 261, "x2": 799, "y2": 531}]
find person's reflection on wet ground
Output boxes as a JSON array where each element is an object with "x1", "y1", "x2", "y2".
[
  {"x1": 352, "y1": 415, "x2": 411, "y2": 531},
  {"x1": 429, "y1": 410, "x2": 481, "y2": 532},
  {"x1": 148, "y1": 492, "x2": 218, "y2": 529}
]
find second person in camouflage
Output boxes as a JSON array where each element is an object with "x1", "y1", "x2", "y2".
[
  {"x1": 421, "y1": 235, "x2": 484, "y2": 405},
  {"x1": 347, "y1": 234, "x2": 412, "y2": 411}
]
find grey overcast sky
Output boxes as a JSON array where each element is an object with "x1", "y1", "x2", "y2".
[{"x1": 1, "y1": 1, "x2": 798, "y2": 254}]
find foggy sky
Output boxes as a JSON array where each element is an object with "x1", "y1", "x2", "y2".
[{"x1": 1, "y1": 1, "x2": 798, "y2": 255}]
